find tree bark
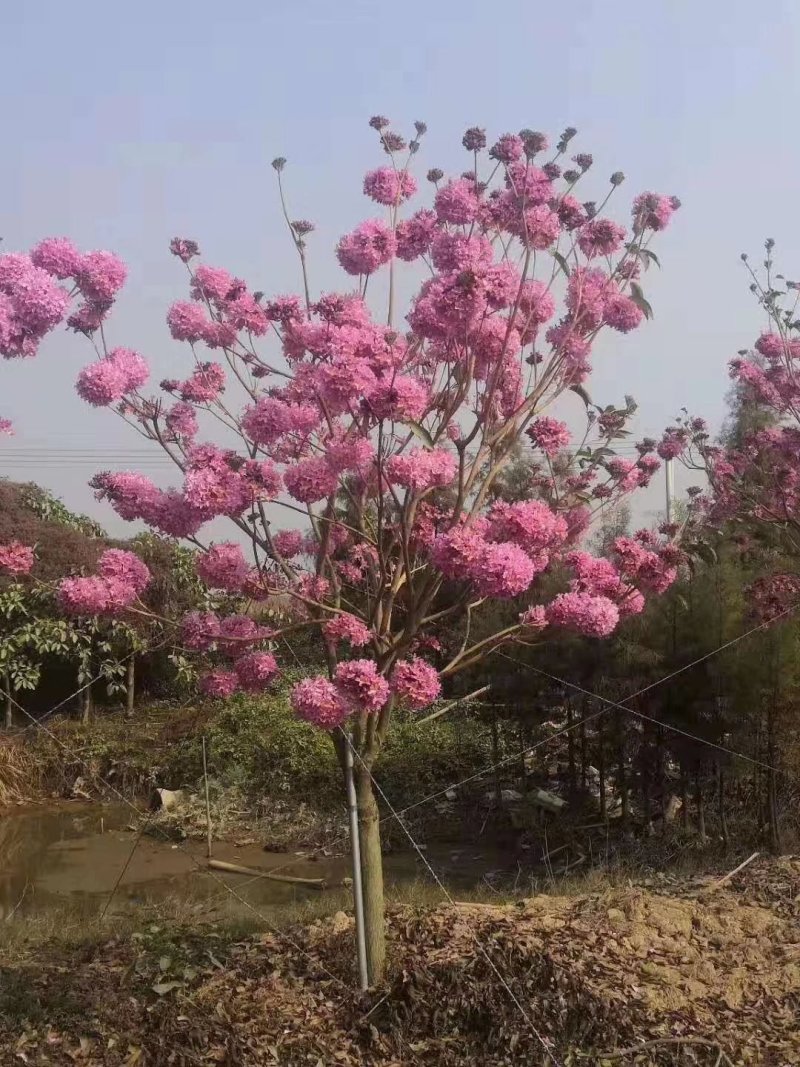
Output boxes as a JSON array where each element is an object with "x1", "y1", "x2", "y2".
[
  {"x1": 681, "y1": 767, "x2": 690, "y2": 833},
  {"x1": 490, "y1": 711, "x2": 502, "y2": 807},
  {"x1": 579, "y1": 710, "x2": 588, "y2": 793},
  {"x1": 695, "y1": 771, "x2": 706, "y2": 840},
  {"x1": 125, "y1": 657, "x2": 135, "y2": 718},
  {"x1": 597, "y1": 719, "x2": 607, "y2": 821},
  {"x1": 82, "y1": 681, "x2": 93, "y2": 725},
  {"x1": 615, "y1": 710, "x2": 627, "y2": 826},
  {"x1": 567, "y1": 702, "x2": 577, "y2": 799},
  {"x1": 355, "y1": 766, "x2": 385, "y2": 984},
  {"x1": 717, "y1": 764, "x2": 729, "y2": 848},
  {"x1": 4, "y1": 674, "x2": 13, "y2": 729}
]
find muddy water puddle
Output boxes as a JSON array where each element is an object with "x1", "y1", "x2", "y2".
[{"x1": 0, "y1": 803, "x2": 504, "y2": 929}]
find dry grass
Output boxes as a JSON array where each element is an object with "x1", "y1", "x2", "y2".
[{"x1": 0, "y1": 736, "x2": 42, "y2": 807}]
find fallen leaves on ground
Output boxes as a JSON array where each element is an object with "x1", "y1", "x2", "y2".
[{"x1": 1, "y1": 857, "x2": 798, "y2": 1065}]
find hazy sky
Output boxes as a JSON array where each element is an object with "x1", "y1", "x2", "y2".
[{"x1": 2, "y1": 0, "x2": 799, "y2": 534}]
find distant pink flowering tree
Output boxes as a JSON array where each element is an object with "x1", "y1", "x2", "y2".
[
  {"x1": 1, "y1": 118, "x2": 682, "y2": 980},
  {"x1": 666, "y1": 240, "x2": 800, "y2": 620}
]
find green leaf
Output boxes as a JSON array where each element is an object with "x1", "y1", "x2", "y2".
[
  {"x1": 639, "y1": 248, "x2": 661, "y2": 270},
  {"x1": 570, "y1": 384, "x2": 592, "y2": 408},
  {"x1": 552, "y1": 250, "x2": 571, "y2": 277},
  {"x1": 630, "y1": 282, "x2": 654, "y2": 320},
  {"x1": 406, "y1": 421, "x2": 435, "y2": 449}
]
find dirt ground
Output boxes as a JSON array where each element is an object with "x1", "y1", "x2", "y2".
[{"x1": 1, "y1": 855, "x2": 798, "y2": 1066}]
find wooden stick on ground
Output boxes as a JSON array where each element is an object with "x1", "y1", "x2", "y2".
[
  {"x1": 208, "y1": 858, "x2": 327, "y2": 889},
  {"x1": 700, "y1": 851, "x2": 759, "y2": 895}
]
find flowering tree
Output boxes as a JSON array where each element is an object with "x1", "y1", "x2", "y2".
[
  {"x1": 665, "y1": 241, "x2": 800, "y2": 619},
  {"x1": 0, "y1": 118, "x2": 681, "y2": 981}
]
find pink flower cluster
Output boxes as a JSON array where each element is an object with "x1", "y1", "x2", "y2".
[
  {"x1": 323, "y1": 612, "x2": 372, "y2": 648},
  {"x1": 0, "y1": 541, "x2": 35, "y2": 576},
  {"x1": 291, "y1": 658, "x2": 391, "y2": 730},
  {"x1": 391, "y1": 657, "x2": 441, "y2": 709},
  {"x1": 76, "y1": 348, "x2": 149, "y2": 406},
  {"x1": 57, "y1": 549, "x2": 150, "y2": 617}
]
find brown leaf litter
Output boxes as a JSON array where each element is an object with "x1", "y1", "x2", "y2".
[{"x1": 0, "y1": 857, "x2": 798, "y2": 1065}]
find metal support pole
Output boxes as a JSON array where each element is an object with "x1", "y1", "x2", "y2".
[
  {"x1": 665, "y1": 458, "x2": 675, "y2": 525},
  {"x1": 202, "y1": 736, "x2": 213, "y2": 860},
  {"x1": 344, "y1": 738, "x2": 369, "y2": 990}
]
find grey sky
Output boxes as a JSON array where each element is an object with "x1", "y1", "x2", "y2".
[{"x1": 2, "y1": 0, "x2": 798, "y2": 534}]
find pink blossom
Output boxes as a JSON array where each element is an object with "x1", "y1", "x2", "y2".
[
  {"x1": 167, "y1": 300, "x2": 212, "y2": 343},
  {"x1": 386, "y1": 448, "x2": 456, "y2": 491},
  {"x1": 109, "y1": 347, "x2": 149, "y2": 390},
  {"x1": 334, "y1": 659, "x2": 390, "y2": 712},
  {"x1": 181, "y1": 611, "x2": 221, "y2": 651},
  {"x1": 516, "y1": 204, "x2": 561, "y2": 249},
  {"x1": 431, "y1": 233, "x2": 493, "y2": 273},
  {"x1": 179, "y1": 363, "x2": 226, "y2": 403},
  {"x1": 57, "y1": 575, "x2": 137, "y2": 617},
  {"x1": 284, "y1": 456, "x2": 339, "y2": 503},
  {"x1": 196, "y1": 542, "x2": 249, "y2": 591},
  {"x1": 76, "y1": 359, "x2": 128, "y2": 406},
  {"x1": 391, "y1": 657, "x2": 441, "y2": 709},
  {"x1": 272, "y1": 529, "x2": 303, "y2": 559},
  {"x1": 631, "y1": 192, "x2": 678, "y2": 233},
  {"x1": 363, "y1": 167, "x2": 417, "y2": 205},
  {"x1": 527, "y1": 416, "x2": 571, "y2": 456},
  {"x1": 234, "y1": 651, "x2": 279, "y2": 691},
  {"x1": 292, "y1": 676, "x2": 351, "y2": 730},
  {"x1": 547, "y1": 591, "x2": 620, "y2": 637},
  {"x1": 395, "y1": 209, "x2": 437, "y2": 261},
  {"x1": 0, "y1": 541, "x2": 34, "y2": 575},
  {"x1": 490, "y1": 133, "x2": 524, "y2": 163},
  {"x1": 0, "y1": 418, "x2": 13, "y2": 436},
  {"x1": 556, "y1": 195, "x2": 587, "y2": 230},
  {"x1": 519, "y1": 605, "x2": 548, "y2": 630},
  {"x1": 200, "y1": 669, "x2": 239, "y2": 699},
  {"x1": 323, "y1": 435, "x2": 375, "y2": 475},
  {"x1": 603, "y1": 291, "x2": 643, "y2": 333},
  {"x1": 336, "y1": 220, "x2": 397, "y2": 276},
  {"x1": 323, "y1": 612, "x2": 372, "y2": 648},
  {"x1": 165, "y1": 401, "x2": 198, "y2": 439},
  {"x1": 366, "y1": 375, "x2": 429, "y2": 421},
  {"x1": 486, "y1": 500, "x2": 568, "y2": 554},
  {"x1": 472, "y1": 540, "x2": 538, "y2": 598},
  {"x1": 218, "y1": 615, "x2": 269, "y2": 653},
  {"x1": 76, "y1": 250, "x2": 127, "y2": 302},
  {"x1": 242, "y1": 397, "x2": 319, "y2": 444},
  {"x1": 191, "y1": 265, "x2": 233, "y2": 303},
  {"x1": 578, "y1": 218, "x2": 626, "y2": 258},
  {"x1": 434, "y1": 178, "x2": 480, "y2": 224},
  {"x1": 97, "y1": 549, "x2": 150, "y2": 594},
  {"x1": 30, "y1": 237, "x2": 81, "y2": 279}
]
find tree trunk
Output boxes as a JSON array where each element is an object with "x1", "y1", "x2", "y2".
[
  {"x1": 490, "y1": 711, "x2": 502, "y2": 807},
  {"x1": 355, "y1": 766, "x2": 385, "y2": 984},
  {"x1": 768, "y1": 766, "x2": 781, "y2": 853},
  {"x1": 615, "y1": 710, "x2": 627, "y2": 826},
  {"x1": 125, "y1": 657, "x2": 135, "y2": 718},
  {"x1": 567, "y1": 702, "x2": 577, "y2": 799},
  {"x1": 695, "y1": 771, "x2": 706, "y2": 840},
  {"x1": 717, "y1": 764, "x2": 729, "y2": 848},
  {"x1": 597, "y1": 720, "x2": 607, "y2": 821},
  {"x1": 82, "y1": 681, "x2": 93, "y2": 725},
  {"x1": 579, "y1": 709, "x2": 588, "y2": 792},
  {"x1": 681, "y1": 767, "x2": 690, "y2": 833},
  {"x1": 4, "y1": 674, "x2": 13, "y2": 729}
]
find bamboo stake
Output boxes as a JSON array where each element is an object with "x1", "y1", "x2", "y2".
[
  {"x1": 202, "y1": 736, "x2": 212, "y2": 860},
  {"x1": 208, "y1": 858, "x2": 327, "y2": 888},
  {"x1": 701, "y1": 851, "x2": 760, "y2": 895}
]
